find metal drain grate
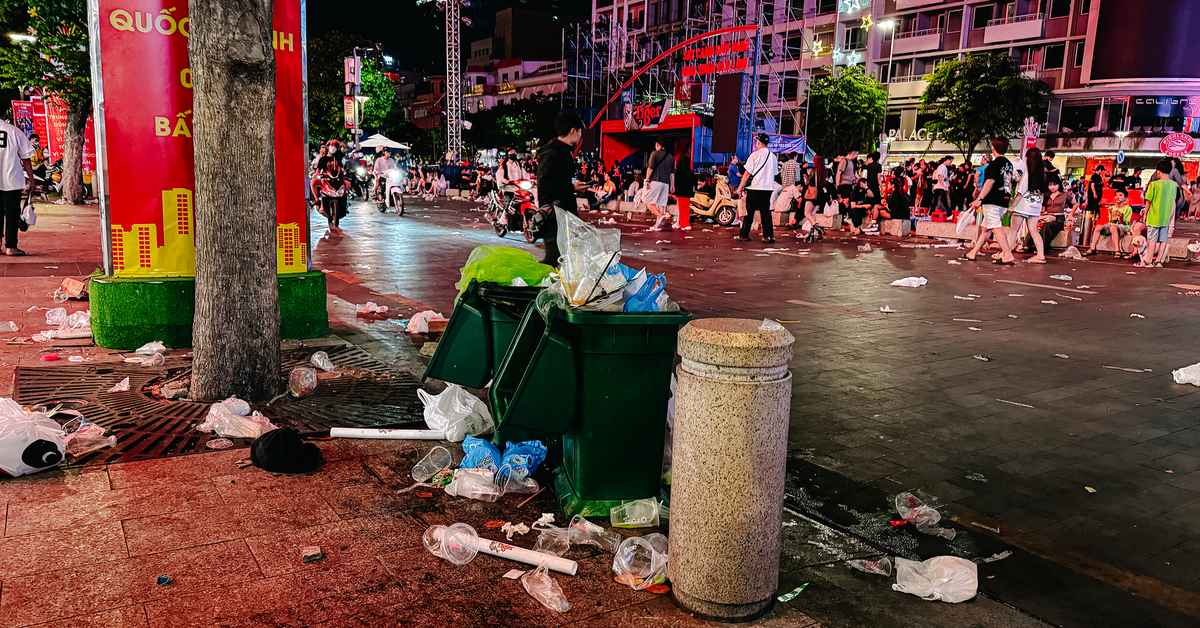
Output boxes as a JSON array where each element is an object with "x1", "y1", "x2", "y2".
[{"x1": 13, "y1": 345, "x2": 425, "y2": 466}]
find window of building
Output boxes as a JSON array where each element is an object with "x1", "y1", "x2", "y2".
[
  {"x1": 1080, "y1": 0, "x2": 1088, "y2": 14},
  {"x1": 501, "y1": 73, "x2": 508, "y2": 82},
  {"x1": 1049, "y1": 0, "x2": 1070, "y2": 18},
  {"x1": 1073, "y1": 41, "x2": 1085, "y2": 66},
  {"x1": 1043, "y1": 44, "x2": 1064, "y2": 69},
  {"x1": 816, "y1": 0, "x2": 836, "y2": 15},
  {"x1": 844, "y1": 26, "x2": 866, "y2": 50},
  {"x1": 972, "y1": 5, "x2": 993, "y2": 29},
  {"x1": 947, "y1": 9, "x2": 963, "y2": 31},
  {"x1": 514, "y1": 71, "x2": 520, "y2": 79}
]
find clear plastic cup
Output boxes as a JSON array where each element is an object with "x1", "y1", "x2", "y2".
[
  {"x1": 422, "y1": 523, "x2": 479, "y2": 565},
  {"x1": 610, "y1": 498, "x2": 661, "y2": 528},
  {"x1": 412, "y1": 446, "x2": 453, "y2": 482}
]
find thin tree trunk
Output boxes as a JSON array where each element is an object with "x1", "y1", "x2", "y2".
[
  {"x1": 60, "y1": 99, "x2": 89, "y2": 204},
  {"x1": 188, "y1": 0, "x2": 280, "y2": 402}
]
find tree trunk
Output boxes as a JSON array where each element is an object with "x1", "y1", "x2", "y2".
[
  {"x1": 60, "y1": 99, "x2": 89, "y2": 205},
  {"x1": 188, "y1": 0, "x2": 280, "y2": 402}
]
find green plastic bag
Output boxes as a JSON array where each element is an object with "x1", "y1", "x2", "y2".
[{"x1": 455, "y1": 246, "x2": 554, "y2": 297}]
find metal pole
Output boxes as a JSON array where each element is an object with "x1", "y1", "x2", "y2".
[{"x1": 446, "y1": 0, "x2": 463, "y2": 163}]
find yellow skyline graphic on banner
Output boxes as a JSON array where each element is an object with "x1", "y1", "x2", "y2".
[{"x1": 111, "y1": 189, "x2": 309, "y2": 277}]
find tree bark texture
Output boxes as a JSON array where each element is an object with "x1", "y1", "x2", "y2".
[
  {"x1": 60, "y1": 98, "x2": 89, "y2": 204},
  {"x1": 188, "y1": 0, "x2": 281, "y2": 402}
]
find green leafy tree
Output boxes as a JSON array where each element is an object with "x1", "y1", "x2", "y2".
[
  {"x1": 463, "y1": 94, "x2": 559, "y2": 156},
  {"x1": 0, "y1": 0, "x2": 91, "y2": 203},
  {"x1": 307, "y1": 32, "x2": 391, "y2": 142},
  {"x1": 920, "y1": 53, "x2": 1052, "y2": 161},
  {"x1": 806, "y1": 65, "x2": 887, "y2": 157},
  {"x1": 359, "y1": 60, "x2": 399, "y2": 133}
]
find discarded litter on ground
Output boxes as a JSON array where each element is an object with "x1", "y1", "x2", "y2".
[
  {"x1": 357, "y1": 302, "x2": 389, "y2": 316},
  {"x1": 412, "y1": 445, "x2": 453, "y2": 482},
  {"x1": 1130, "y1": 313, "x2": 1145, "y2": 319},
  {"x1": 848, "y1": 557, "x2": 893, "y2": 576},
  {"x1": 1050, "y1": 275, "x2": 1072, "y2": 281},
  {"x1": 777, "y1": 583, "x2": 808, "y2": 602},
  {"x1": 974, "y1": 550, "x2": 1012, "y2": 564},
  {"x1": 310, "y1": 351, "x2": 335, "y2": 371},
  {"x1": 288, "y1": 367, "x2": 318, "y2": 397},
  {"x1": 109, "y1": 377, "x2": 130, "y2": 392},
  {"x1": 521, "y1": 564, "x2": 570, "y2": 613},
  {"x1": 1174, "y1": 363, "x2": 1200, "y2": 386},
  {"x1": 891, "y1": 277, "x2": 927, "y2": 288},
  {"x1": 424, "y1": 523, "x2": 579, "y2": 574},
  {"x1": 1054, "y1": 354, "x2": 1069, "y2": 359},
  {"x1": 893, "y1": 556, "x2": 978, "y2": 603},
  {"x1": 892, "y1": 492, "x2": 956, "y2": 540},
  {"x1": 418, "y1": 383, "x2": 494, "y2": 442},
  {"x1": 612, "y1": 533, "x2": 669, "y2": 591},
  {"x1": 197, "y1": 398, "x2": 277, "y2": 439},
  {"x1": 879, "y1": 306, "x2": 895, "y2": 313},
  {"x1": 0, "y1": 399, "x2": 67, "y2": 477}
]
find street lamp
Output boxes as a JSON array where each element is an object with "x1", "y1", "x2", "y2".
[
  {"x1": 878, "y1": 20, "x2": 896, "y2": 85},
  {"x1": 7, "y1": 33, "x2": 35, "y2": 43}
]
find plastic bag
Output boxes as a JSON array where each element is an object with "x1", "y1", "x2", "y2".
[
  {"x1": 45, "y1": 307, "x2": 67, "y2": 327},
  {"x1": 0, "y1": 398, "x2": 67, "y2": 477},
  {"x1": 496, "y1": 463, "x2": 540, "y2": 494},
  {"x1": 1174, "y1": 363, "x2": 1200, "y2": 386},
  {"x1": 444, "y1": 468, "x2": 500, "y2": 502},
  {"x1": 954, "y1": 208, "x2": 976, "y2": 234},
  {"x1": 612, "y1": 533, "x2": 669, "y2": 590},
  {"x1": 891, "y1": 277, "x2": 928, "y2": 288},
  {"x1": 407, "y1": 310, "x2": 444, "y2": 334},
  {"x1": 357, "y1": 302, "x2": 389, "y2": 315},
  {"x1": 662, "y1": 375, "x2": 675, "y2": 485},
  {"x1": 65, "y1": 310, "x2": 90, "y2": 330},
  {"x1": 310, "y1": 351, "x2": 335, "y2": 372},
  {"x1": 568, "y1": 514, "x2": 621, "y2": 553},
  {"x1": 141, "y1": 353, "x2": 165, "y2": 367},
  {"x1": 553, "y1": 208, "x2": 622, "y2": 307},
  {"x1": 624, "y1": 272, "x2": 666, "y2": 312},
  {"x1": 461, "y1": 435, "x2": 502, "y2": 472},
  {"x1": 135, "y1": 341, "x2": 166, "y2": 355},
  {"x1": 892, "y1": 556, "x2": 978, "y2": 603},
  {"x1": 521, "y1": 564, "x2": 571, "y2": 613},
  {"x1": 454, "y1": 245, "x2": 555, "y2": 297},
  {"x1": 418, "y1": 383, "x2": 494, "y2": 442},
  {"x1": 63, "y1": 421, "x2": 117, "y2": 457},
  {"x1": 196, "y1": 400, "x2": 277, "y2": 439},
  {"x1": 288, "y1": 367, "x2": 318, "y2": 397},
  {"x1": 499, "y1": 440, "x2": 547, "y2": 481},
  {"x1": 894, "y1": 492, "x2": 956, "y2": 540},
  {"x1": 1059, "y1": 245, "x2": 1084, "y2": 260}
]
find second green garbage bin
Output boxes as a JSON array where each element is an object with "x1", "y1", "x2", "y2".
[
  {"x1": 490, "y1": 301, "x2": 691, "y2": 517},
  {"x1": 422, "y1": 279, "x2": 542, "y2": 389}
]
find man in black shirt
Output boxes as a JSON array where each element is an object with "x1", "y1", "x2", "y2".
[
  {"x1": 536, "y1": 113, "x2": 590, "y2": 266},
  {"x1": 1087, "y1": 165, "x2": 1105, "y2": 213},
  {"x1": 863, "y1": 151, "x2": 883, "y2": 227}
]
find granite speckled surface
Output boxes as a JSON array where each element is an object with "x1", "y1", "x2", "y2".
[{"x1": 669, "y1": 319, "x2": 795, "y2": 621}]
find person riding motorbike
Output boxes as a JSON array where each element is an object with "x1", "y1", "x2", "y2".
[
  {"x1": 317, "y1": 159, "x2": 349, "y2": 234},
  {"x1": 372, "y1": 150, "x2": 398, "y2": 200}
]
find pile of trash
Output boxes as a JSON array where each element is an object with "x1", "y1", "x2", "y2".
[
  {"x1": 0, "y1": 398, "x2": 117, "y2": 476},
  {"x1": 541, "y1": 209, "x2": 680, "y2": 313},
  {"x1": 196, "y1": 397, "x2": 278, "y2": 439},
  {"x1": 31, "y1": 307, "x2": 92, "y2": 342}
]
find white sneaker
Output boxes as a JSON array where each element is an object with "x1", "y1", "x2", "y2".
[{"x1": 680, "y1": 226, "x2": 692, "y2": 231}]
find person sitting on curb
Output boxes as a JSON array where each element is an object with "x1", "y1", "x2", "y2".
[{"x1": 1082, "y1": 189, "x2": 1134, "y2": 258}]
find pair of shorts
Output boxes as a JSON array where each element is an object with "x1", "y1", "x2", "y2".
[
  {"x1": 1147, "y1": 225, "x2": 1170, "y2": 243},
  {"x1": 837, "y1": 184, "x2": 853, "y2": 199},
  {"x1": 981, "y1": 204, "x2": 1007, "y2": 229},
  {"x1": 644, "y1": 180, "x2": 669, "y2": 207},
  {"x1": 1098, "y1": 223, "x2": 1128, "y2": 237}
]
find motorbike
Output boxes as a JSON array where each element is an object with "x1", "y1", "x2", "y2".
[
  {"x1": 350, "y1": 165, "x2": 370, "y2": 200},
  {"x1": 483, "y1": 179, "x2": 539, "y2": 242},
  {"x1": 689, "y1": 174, "x2": 738, "y2": 226},
  {"x1": 375, "y1": 169, "x2": 406, "y2": 215}
]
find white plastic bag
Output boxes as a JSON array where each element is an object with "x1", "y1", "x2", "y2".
[
  {"x1": 196, "y1": 399, "x2": 277, "y2": 439},
  {"x1": 891, "y1": 277, "x2": 928, "y2": 288},
  {"x1": 135, "y1": 341, "x2": 166, "y2": 355},
  {"x1": 892, "y1": 556, "x2": 978, "y2": 603},
  {"x1": 1173, "y1": 363, "x2": 1200, "y2": 386},
  {"x1": 407, "y1": 310, "x2": 444, "y2": 334},
  {"x1": 1059, "y1": 245, "x2": 1084, "y2": 260},
  {"x1": 553, "y1": 208, "x2": 622, "y2": 307},
  {"x1": 310, "y1": 351, "x2": 335, "y2": 372},
  {"x1": 0, "y1": 398, "x2": 67, "y2": 477},
  {"x1": 612, "y1": 533, "x2": 669, "y2": 590},
  {"x1": 955, "y1": 208, "x2": 977, "y2": 235},
  {"x1": 357, "y1": 302, "x2": 389, "y2": 315},
  {"x1": 417, "y1": 383, "x2": 494, "y2": 442},
  {"x1": 21, "y1": 201, "x2": 35, "y2": 227},
  {"x1": 45, "y1": 307, "x2": 67, "y2": 327},
  {"x1": 894, "y1": 492, "x2": 956, "y2": 540},
  {"x1": 521, "y1": 564, "x2": 570, "y2": 613}
]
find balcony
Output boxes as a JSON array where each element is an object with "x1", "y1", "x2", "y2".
[
  {"x1": 895, "y1": 0, "x2": 944, "y2": 7},
  {"x1": 888, "y1": 74, "x2": 929, "y2": 99},
  {"x1": 984, "y1": 13, "x2": 1044, "y2": 44},
  {"x1": 892, "y1": 28, "x2": 942, "y2": 55}
]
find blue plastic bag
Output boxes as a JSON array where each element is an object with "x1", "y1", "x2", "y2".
[
  {"x1": 499, "y1": 440, "x2": 548, "y2": 481},
  {"x1": 624, "y1": 273, "x2": 665, "y2": 312},
  {"x1": 461, "y1": 435, "x2": 502, "y2": 472}
]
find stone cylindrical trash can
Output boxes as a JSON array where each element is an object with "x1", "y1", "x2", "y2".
[{"x1": 669, "y1": 318, "x2": 795, "y2": 622}]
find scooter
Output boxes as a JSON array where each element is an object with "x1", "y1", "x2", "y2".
[
  {"x1": 375, "y1": 169, "x2": 406, "y2": 215},
  {"x1": 351, "y1": 165, "x2": 370, "y2": 200},
  {"x1": 484, "y1": 179, "x2": 539, "y2": 242},
  {"x1": 689, "y1": 175, "x2": 738, "y2": 226}
]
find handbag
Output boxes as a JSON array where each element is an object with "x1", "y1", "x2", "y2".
[
  {"x1": 19, "y1": 197, "x2": 35, "y2": 230},
  {"x1": 736, "y1": 195, "x2": 747, "y2": 218}
]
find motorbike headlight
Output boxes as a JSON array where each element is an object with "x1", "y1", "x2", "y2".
[
  {"x1": 387, "y1": 170, "x2": 403, "y2": 183},
  {"x1": 518, "y1": 180, "x2": 533, "y2": 191},
  {"x1": 356, "y1": 167, "x2": 365, "y2": 176}
]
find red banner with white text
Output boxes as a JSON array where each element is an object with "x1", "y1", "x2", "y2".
[{"x1": 95, "y1": 0, "x2": 307, "y2": 277}]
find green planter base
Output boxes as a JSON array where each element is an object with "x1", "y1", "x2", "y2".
[
  {"x1": 553, "y1": 466, "x2": 651, "y2": 520},
  {"x1": 88, "y1": 271, "x2": 328, "y2": 350}
]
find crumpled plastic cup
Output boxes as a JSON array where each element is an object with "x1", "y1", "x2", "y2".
[
  {"x1": 412, "y1": 445, "x2": 453, "y2": 482},
  {"x1": 568, "y1": 514, "x2": 620, "y2": 553},
  {"x1": 423, "y1": 523, "x2": 479, "y2": 565},
  {"x1": 610, "y1": 497, "x2": 661, "y2": 528},
  {"x1": 612, "y1": 533, "x2": 669, "y2": 590},
  {"x1": 522, "y1": 564, "x2": 570, "y2": 613}
]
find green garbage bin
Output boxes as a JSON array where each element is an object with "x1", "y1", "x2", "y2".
[
  {"x1": 490, "y1": 301, "x2": 691, "y2": 517},
  {"x1": 422, "y1": 280, "x2": 543, "y2": 389}
]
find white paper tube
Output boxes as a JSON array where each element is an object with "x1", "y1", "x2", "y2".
[
  {"x1": 56, "y1": 330, "x2": 93, "y2": 339},
  {"x1": 467, "y1": 535, "x2": 578, "y2": 575},
  {"x1": 329, "y1": 427, "x2": 444, "y2": 440}
]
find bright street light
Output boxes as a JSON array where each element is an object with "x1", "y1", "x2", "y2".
[
  {"x1": 1113, "y1": 130, "x2": 1130, "y2": 140},
  {"x1": 879, "y1": 20, "x2": 895, "y2": 30},
  {"x1": 8, "y1": 33, "x2": 35, "y2": 43}
]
